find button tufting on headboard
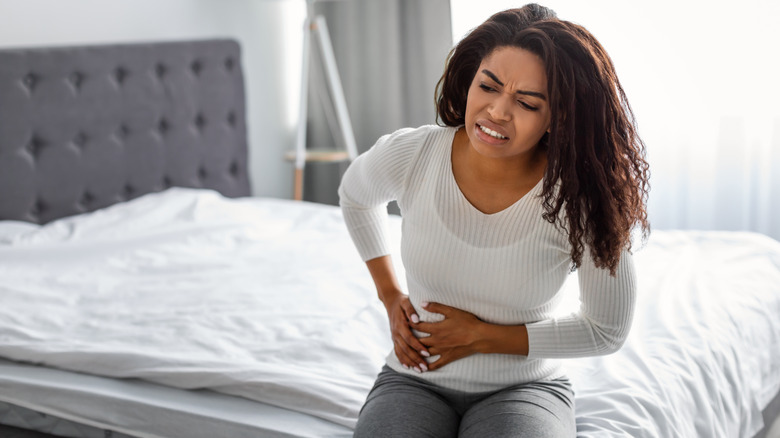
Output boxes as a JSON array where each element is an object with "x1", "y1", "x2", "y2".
[
  {"x1": 194, "y1": 113, "x2": 206, "y2": 132},
  {"x1": 229, "y1": 161, "x2": 240, "y2": 177},
  {"x1": 80, "y1": 191, "x2": 95, "y2": 206},
  {"x1": 0, "y1": 39, "x2": 250, "y2": 224},
  {"x1": 25, "y1": 136, "x2": 46, "y2": 159},
  {"x1": 72, "y1": 132, "x2": 88, "y2": 150},
  {"x1": 114, "y1": 66, "x2": 130, "y2": 86},
  {"x1": 21, "y1": 73, "x2": 38, "y2": 93},
  {"x1": 31, "y1": 199, "x2": 47, "y2": 216},
  {"x1": 113, "y1": 66, "x2": 128, "y2": 86},
  {"x1": 116, "y1": 124, "x2": 130, "y2": 140},
  {"x1": 157, "y1": 118, "x2": 170, "y2": 136},
  {"x1": 68, "y1": 71, "x2": 84, "y2": 93},
  {"x1": 190, "y1": 60, "x2": 203, "y2": 77},
  {"x1": 155, "y1": 63, "x2": 167, "y2": 80}
]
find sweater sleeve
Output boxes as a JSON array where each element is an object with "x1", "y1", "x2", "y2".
[
  {"x1": 525, "y1": 248, "x2": 637, "y2": 359},
  {"x1": 338, "y1": 127, "x2": 424, "y2": 261}
]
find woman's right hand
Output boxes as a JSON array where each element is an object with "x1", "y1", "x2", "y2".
[{"x1": 383, "y1": 292, "x2": 430, "y2": 373}]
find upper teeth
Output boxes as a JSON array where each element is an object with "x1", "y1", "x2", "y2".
[{"x1": 479, "y1": 125, "x2": 507, "y2": 139}]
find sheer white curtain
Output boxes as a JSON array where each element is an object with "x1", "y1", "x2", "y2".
[{"x1": 451, "y1": 0, "x2": 780, "y2": 240}]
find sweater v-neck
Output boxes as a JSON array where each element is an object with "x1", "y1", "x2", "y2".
[{"x1": 445, "y1": 129, "x2": 543, "y2": 218}]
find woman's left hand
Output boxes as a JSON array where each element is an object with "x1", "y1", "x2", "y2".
[{"x1": 412, "y1": 302, "x2": 485, "y2": 371}]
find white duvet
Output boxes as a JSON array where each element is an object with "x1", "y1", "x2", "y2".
[{"x1": 0, "y1": 188, "x2": 778, "y2": 436}]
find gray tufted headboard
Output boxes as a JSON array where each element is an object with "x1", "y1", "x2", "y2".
[{"x1": 0, "y1": 39, "x2": 251, "y2": 224}]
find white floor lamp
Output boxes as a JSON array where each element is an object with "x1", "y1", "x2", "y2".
[{"x1": 288, "y1": 0, "x2": 358, "y2": 201}]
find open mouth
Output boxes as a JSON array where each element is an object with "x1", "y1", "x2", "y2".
[{"x1": 477, "y1": 124, "x2": 508, "y2": 140}]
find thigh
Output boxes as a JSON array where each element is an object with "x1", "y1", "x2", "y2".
[
  {"x1": 458, "y1": 378, "x2": 576, "y2": 438},
  {"x1": 354, "y1": 366, "x2": 459, "y2": 438}
]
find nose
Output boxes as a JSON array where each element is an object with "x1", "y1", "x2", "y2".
[{"x1": 487, "y1": 94, "x2": 513, "y2": 122}]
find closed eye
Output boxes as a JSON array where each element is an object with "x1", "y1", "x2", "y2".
[
  {"x1": 480, "y1": 83, "x2": 538, "y2": 111},
  {"x1": 519, "y1": 101, "x2": 538, "y2": 111},
  {"x1": 479, "y1": 84, "x2": 539, "y2": 111}
]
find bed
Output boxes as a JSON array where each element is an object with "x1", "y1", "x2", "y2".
[{"x1": 0, "y1": 39, "x2": 779, "y2": 438}]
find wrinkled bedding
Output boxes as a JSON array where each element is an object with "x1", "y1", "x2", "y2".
[{"x1": 0, "y1": 188, "x2": 778, "y2": 436}]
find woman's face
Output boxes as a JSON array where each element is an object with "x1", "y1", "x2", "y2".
[{"x1": 464, "y1": 46, "x2": 551, "y2": 161}]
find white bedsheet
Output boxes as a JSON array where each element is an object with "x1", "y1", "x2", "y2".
[
  {"x1": 564, "y1": 230, "x2": 780, "y2": 437},
  {"x1": 0, "y1": 189, "x2": 393, "y2": 429},
  {"x1": 0, "y1": 188, "x2": 778, "y2": 436}
]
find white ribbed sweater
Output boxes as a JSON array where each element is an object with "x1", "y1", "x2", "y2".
[{"x1": 338, "y1": 125, "x2": 636, "y2": 392}]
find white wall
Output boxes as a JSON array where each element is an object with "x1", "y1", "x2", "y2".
[
  {"x1": 451, "y1": 0, "x2": 780, "y2": 239},
  {"x1": 0, "y1": 0, "x2": 306, "y2": 199}
]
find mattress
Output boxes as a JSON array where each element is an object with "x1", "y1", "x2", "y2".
[
  {"x1": 0, "y1": 359, "x2": 350, "y2": 438},
  {"x1": 0, "y1": 188, "x2": 779, "y2": 437},
  {"x1": 0, "y1": 399, "x2": 137, "y2": 438}
]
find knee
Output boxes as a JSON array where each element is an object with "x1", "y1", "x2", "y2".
[{"x1": 355, "y1": 378, "x2": 459, "y2": 438}]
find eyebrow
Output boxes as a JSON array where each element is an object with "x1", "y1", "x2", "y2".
[{"x1": 481, "y1": 69, "x2": 547, "y2": 101}]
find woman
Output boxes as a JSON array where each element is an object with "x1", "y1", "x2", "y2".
[{"x1": 339, "y1": 3, "x2": 650, "y2": 437}]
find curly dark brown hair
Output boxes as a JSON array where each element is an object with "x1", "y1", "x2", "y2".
[{"x1": 436, "y1": 5, "x2": 650, "y2": 275}]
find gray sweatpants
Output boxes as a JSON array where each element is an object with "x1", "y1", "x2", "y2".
[{"x1": 354, "y1": 365, "x2": 576, "y2": 438}]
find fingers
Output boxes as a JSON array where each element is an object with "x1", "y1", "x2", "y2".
[
  {"x1": 399, "y1": 331, "x2": 429, "y2": 370},
  {"x1": 423, "y1": 350, "x2": 447, "y2": 372},
  {"x1": 393, "y1": 301, "x2": 480, "y2": 373},
  {"x1": 420, "y1": 301, "x2": 453, "y2": 316},
  {"x1": 411, "y1": 302, "x2": 447, "y2": 335},
  {"x1": 391, "y1": 300, "x2": 474, "y2": 373},
  {"x1": 417, "y1": 333, "x2": 437, "y2": 348},
  {"x1": 393, "y1": 337, "x2": 428, "y2": 373},
  {"x1": 424, "y1": 347, "x2": 469, "y2": 371},
  {"x1": 390, "y1": 306, "x2": 429, "y2": 373},
  {"x1": 414, "y1": 301, "x2": 478, "y2": 335},
  {"x1": 400, "y1": 299, "x2": 420, "y2": 324},
  {"x1": 414, "y1": 321, "x2": 438, "y2": 335},
  {"x1": 400, "y1": 299, "x2": 430, "y2": 358}
]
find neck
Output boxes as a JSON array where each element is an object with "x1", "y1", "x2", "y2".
[{"x1": 455, "y1": 128, "x2": 545, "y2": 187}]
